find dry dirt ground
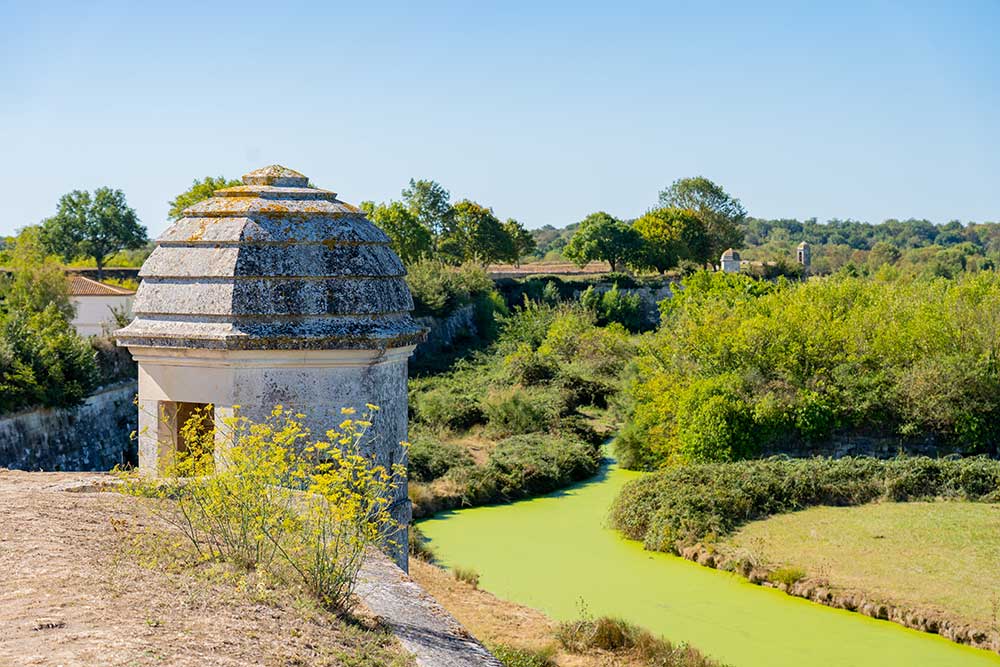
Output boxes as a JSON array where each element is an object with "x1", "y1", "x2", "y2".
[
  {"x1": 409, "y1": 560, "x2": 641, "y2": 667},
  {"x1": 0, "y1": 470, "x2": 411, "y2": 667}
]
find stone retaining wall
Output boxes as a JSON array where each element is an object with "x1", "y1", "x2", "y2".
[
  {"x1": 413, "y1": 304, "x2": 478, "y2": 359},
  {"x1": 760, "y1": 433, "x2": 963, "y2": 459},
  {"x1": 0, "y1": 382, "x2": 138, "y2": 471}
]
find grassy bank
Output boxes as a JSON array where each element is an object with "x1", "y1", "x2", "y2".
[
  {"x1": 725, "y1": 501, "x2": 1000, "y2": 629},
  {"x1": 609, "y1": 456, "x2": 1000, "y2": 553}
]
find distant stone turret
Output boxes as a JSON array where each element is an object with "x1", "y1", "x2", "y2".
[
  {"x1": 720, "y1": 248, "x2": 741, "y2": 273},
  {"x1": 797, "y1": 241, "x2": 811, "y2": 273},
  {"x1": 116, "y1": 165, "x2": 426, "y2": 570}
]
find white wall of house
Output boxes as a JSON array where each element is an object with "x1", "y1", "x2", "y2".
[{"x1": 71, "y1": 295, "x2": 133, "y2": 337}]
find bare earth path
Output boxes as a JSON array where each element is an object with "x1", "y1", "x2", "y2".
[{"x1": 0, "y1": 470, "x2": 410, "y2": 667}]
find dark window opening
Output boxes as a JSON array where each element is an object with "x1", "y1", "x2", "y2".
[{"x1": 174, "y1": 402, "x2": 214, "y2": 464}]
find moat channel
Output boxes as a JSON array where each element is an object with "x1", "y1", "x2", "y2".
[{"x1": 417, "y1": 457, "x2": 1000, "y2": 667}]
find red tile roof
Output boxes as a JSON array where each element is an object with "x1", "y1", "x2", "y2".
[{"x1": 68, "y1": 274, "x2": 136, "y2": 296}]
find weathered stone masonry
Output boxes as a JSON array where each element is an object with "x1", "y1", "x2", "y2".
[
  {"x1": 116, "y1": 165, "x2": 426, "y2": 571},
  {"x1": 0, "y1": 382, "x2": 137, "y2": 471}
]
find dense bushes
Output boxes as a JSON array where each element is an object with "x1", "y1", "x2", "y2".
[
  {"x1": 619, "y1": 270, "x2": 1000, "y2": 468},
  {"x1": 495, "y1": 273, "x2": 644, "y2": 305},
  {"x1": 408, "y1": 300, "x2": 635, "y2": 514},
  {"x1": 459, "y1": 434, "x2": 600, "y2": 505},
  {"x1": 408, "y1": 432, "x2": 601, "y2": 516},
  {"x1": 488, "y1": 644, "x2": 556, "y2": 667},
  {"x1": 556, "y1": 616, "x2": 727, "y2": 667},
  {"x1": 406, "y1": 260, "x2": 497, "y2": 318},
  {"x1": 407, "y1": 435, "x2": 473, "y2": 483},
  {"x1": 0, "y1": 305, "x2": 99, "y2": 413},
  {"x1": 609, "y1": 456, "x2": 1000, "y2": 553},
  {"x1": 410, "y1": 301, "x2": 634, "y2": 439},
  {"x1": 580, "y1": 283, "x2": 645, "y2": 332},
  {"x1": 0, "y1": 230, "x2": 140, "y2": 414}
]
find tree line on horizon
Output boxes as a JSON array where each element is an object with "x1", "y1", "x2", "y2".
[
  {"x1": 529, "y1": 190, "x2": 1000, "y2": 279},
  {"x1": 4, "y1": 173, "x2": 999, "y2": 282}
]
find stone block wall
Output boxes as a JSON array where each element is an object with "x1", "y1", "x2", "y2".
[
  {"x1": 413, "y1": 304, "x2": 478, "y2": 359},
  {"x1": 760, "y1": 433, "x2": 963, "y2": 459},
  {"x1": 0, "y1": 382, "x2": 138, "y2": 471}
]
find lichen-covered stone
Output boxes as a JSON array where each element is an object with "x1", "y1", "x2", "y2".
[{"x1": 117, "y1": 166, "x2": 426, "y2": 350}]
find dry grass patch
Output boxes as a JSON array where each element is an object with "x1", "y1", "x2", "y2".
[
  {"x1": 726, "y1": 501, "x2": 1000, "y2": 628},
  {"x1": 0, "y1": 470, "x2": 413, "y2": 667},
  {"x1": 410, "y1": 560, "x2": 601, "y2": 667}
]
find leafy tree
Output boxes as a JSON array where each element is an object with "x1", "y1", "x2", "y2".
[
  {"x1": 1, "y1": 227, "x2": 74, "y2": 320},
  {"x1": 168, "y1": 176, "x2": 241, "y2": 221},
  {"x1": 502, "y1": 218, "x2": 536, "y2": 266},
  {"x1": 0, "y1": 304, "x2": 99, "y2": 410},
  {"x1": 867, "y1": 241, "x2": 901, "y2": 269},
  {"x1": 360, "y1": 200, "x2": 433, "y2": 264},
  {"x1": 580, "y1": 284, "x2": 645, "y2": 332},
  {"x1": 658, "y1": 177, "x2": 746, "y2": 258},
  {"x1": 402, "y1": 179, "x2": 454, "y2": 244},
  {"x1": 633, "y1": 208, "x2": 710, "y2": 273},
  {"x1": 449, "y1": 200, "x2": 515, "y2": 265},
  {"x1": 564, "y1": 212, "x2": 642, "y2": 272},
  {"x1": 42, "y1": 188, "x2": 147, "y2": 281}
]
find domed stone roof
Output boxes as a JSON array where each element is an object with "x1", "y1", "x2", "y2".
[{"x1": 116, "y1": 165, "x2": 426, "y2": 350}]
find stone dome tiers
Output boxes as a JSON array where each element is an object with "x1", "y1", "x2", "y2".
[{"x1": 116, "y1": 166, "x2": 426, "y2": 351}]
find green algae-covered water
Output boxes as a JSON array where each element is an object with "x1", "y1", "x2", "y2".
[{"x1": 417, "y1": 460, "x2": 1000, "y2": 667}]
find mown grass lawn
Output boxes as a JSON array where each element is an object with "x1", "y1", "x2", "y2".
[{"x1": 725, "y1": 501, "x2": 1000, "y2": 628}]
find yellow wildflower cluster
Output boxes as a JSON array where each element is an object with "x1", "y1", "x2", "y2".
[{"x1": 120, "y1": 404, "x2": 402, "y2": 610}]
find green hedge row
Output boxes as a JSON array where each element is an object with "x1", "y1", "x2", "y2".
[{"x1": 609, "y1": 456, "x2": 1000, "y2": 553}]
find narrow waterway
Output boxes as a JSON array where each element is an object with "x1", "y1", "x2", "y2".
[{"x1": 417, "y1": 459, "x2": 1000, "y2": 667}]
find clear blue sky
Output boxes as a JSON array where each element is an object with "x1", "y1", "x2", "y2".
[{"x1": 1, "y1": 1, "x2": 997, "y2": 238}]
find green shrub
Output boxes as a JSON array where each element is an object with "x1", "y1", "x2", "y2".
[
  {"x1": 496, "y1": 299, "x2": 560, "y2": 353},
  {"x1": 452, "y1": 565, "x2": 480, "y2": 588},
  {"x1": 609, "y1": 456, "x2": 1000, "y2": 554},
  {"x1": 580, "y1": 283, "x2": 645, "y2": 332},
  {"x1": 408, "y1": 526, "x2": 436, "y2": 562},
  {"x1": 482, "y1": 387, "x2": 558, "y2": 437},
  {"x1": 410, "y1": 379, "x2": 486, "y2": 430},
  {"x1": 473, "y1": 289, "x2": 508, "y2": 341},
  {"x1": 672, "y1": 378, "x2": 756, "y2": 462},
  {"x1": 0, "y1": 305, "x2": 99, "y2": 413},
  {"x1": 769, "y1": 566, "x2": 806, "y2": 586},
  {"x1": 501, "y1": 343, "x2": 557, "y2": 386},
  {"x1": 488, "y1": 644, "x2": 557, "y2": 667},
  {"x1": 407, "y1": 434, "x2": 474, "y2": 483},
  {"x1": 456, "y1": 434, "x2": 601, "y2": 505},
  {"x1": 556, "y1": 616, "x2": 726, "y2": 667},
  {"x1": 626, "y1": 272, "x2": 1000, "y2": 468},
  {"x1": 558, "y1": 414, "x2": 604, "y2": 447},
  {"x1": 554, "y1": 373, "x2": 615, "y2": 413},
  {"x1": 406, "y1": 260, "x2": 497, "y2": 317}
]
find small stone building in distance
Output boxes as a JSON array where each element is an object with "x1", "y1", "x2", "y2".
[
  {"x1": 115, "y1": 165, "x2": 426, "y2": 570},
  {"x1": 797, "y1": 241, "x2": 812, "y2": 272},
  {"x1": 720, "y1": 248, "x2": 741, "y2": 273}
]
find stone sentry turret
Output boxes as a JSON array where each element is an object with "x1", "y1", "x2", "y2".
[
  {"x1": 116, "y1": 165, "x2": 426, "y2": 570},
  {"x1": 797, "y1": 241, "x2": 812, "y2": 274}
]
